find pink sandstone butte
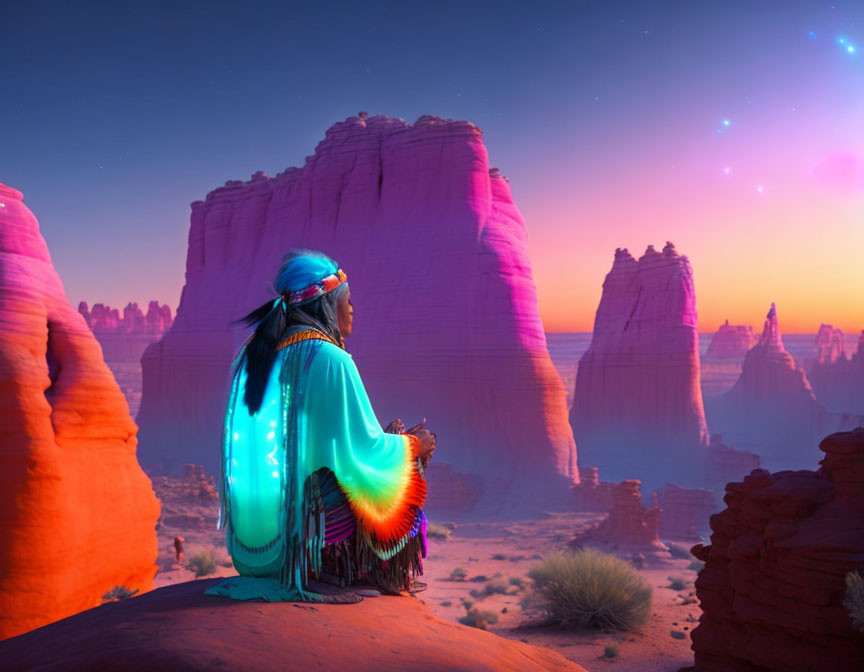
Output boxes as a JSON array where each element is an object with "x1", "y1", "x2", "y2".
[
  {"x1": 137, "y1": 113, "x2": 578, "y2": 510},
  {"x1": 704, "y1": 319, "x2": 756, "y2": 361},
  {"x1": 569, "y1": 243, "x2": 709, "y2": 493},
  {"x1": 706, "y1": 303, "x2": 830, "y2": 471},
  {"x1": 0, "y1": 183, "x2": 160, "y2": 640},
  {"x1": 690, "y1": 428, "x2": 864, "y2": 671},
  {"x1": 701, "y1": 320, "x2": 757, "y2": 397},
  {"x1": 808, "y1": 326, "x2": 864, "y2": 414},
  {"x1": 78, "y1": 300, "x2": 172, "y2": 363}
]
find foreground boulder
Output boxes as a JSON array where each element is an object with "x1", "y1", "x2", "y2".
[
  {"x1": 0, "y1": 578, "x2": 585, "y2": 672},
  {"x1": 690, "y1": 428, "x2": 864, "y2": 671}
]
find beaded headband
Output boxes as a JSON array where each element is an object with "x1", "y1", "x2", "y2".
[{"x1": 282, "y1": 268, "x2": 347, "y2": 305}]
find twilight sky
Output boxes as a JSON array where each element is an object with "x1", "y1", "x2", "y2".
[{"x1": 1, "y1": 1, "x2": 862, "y2": 333}]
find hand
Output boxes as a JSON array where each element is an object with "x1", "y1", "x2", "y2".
[
  {"x1": 408, "y1": 419, "x2": 436, "y2": 461},
  {"x1": 384, "y1": 418, "x2": 407, "y2": 434}
]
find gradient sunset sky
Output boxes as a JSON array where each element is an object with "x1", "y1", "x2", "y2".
[{"x1": 2, "y1": 1, "x2": 862, "y2": 333}]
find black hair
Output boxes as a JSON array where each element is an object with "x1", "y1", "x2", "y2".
[{"x1": 235, "y1": 283, "x2": 347, "y2": 415}]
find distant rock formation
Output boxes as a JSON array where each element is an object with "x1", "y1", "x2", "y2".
[
  {"x1": 704, "y1": 320, "x2": 756, "y2": 360},
  {"x1": 572, "y1": 466, "x2": 617, "y2": 512},
  {"x1": 0, "y1": 183, "x2": 159, "y2": 640},
  {"x1": 79, "y1": 301, "x2": 173, "y2": 335},
  {"x1": 0, "y1": 577, "x2": 585, "y2": 671},
  {"x1": 571, "y1": 480, "x2": 668, "y2": 558},
  {"x1": 703, "y1": 433, "x2": 762, "y2": 488},
  {"x1": 655, "y1": 483, "x2": 716, "y2": 541},
  {"x1": 701, "y1": 320, "x2": 757, "y2": 397},
  {"x1": 569, "y1": 243, "x2": 709, "y2": 492},
  {"x1": 136, "y1": 113, "x2": 577, "y2": 510},
  {"x1": 808, "y1": 328, "x2": 864, "y2": 415},
  {"x1": 691, "y1": 428, "x2": 864, "y2": 671},
  {"x1": 705, "y1": 303, "x2": 830, "y2": 471},
  {"x1": 78, "y1": 301, "x2": 172, "y2": 363}
]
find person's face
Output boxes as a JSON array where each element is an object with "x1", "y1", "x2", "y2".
[{"x1": 337, "y1": 287, "x2": 353, "y2": 338}]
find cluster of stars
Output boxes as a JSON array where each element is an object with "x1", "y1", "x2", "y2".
[{"x1": 809, "y1": 30, "x2": 857, "y2": 54}]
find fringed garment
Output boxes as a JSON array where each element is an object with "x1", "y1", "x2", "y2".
[{"x1": 205, "y1": 328, "x2": 427, "y2": 602}]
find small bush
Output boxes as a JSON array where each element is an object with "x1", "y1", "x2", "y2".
[
  {"x1": 101, "y1": 585, "x2": 139, "y2": 602},
  {"x1": 469, "y1": 574, "x2": 488, "y2": 583},
  {"x1": 440, "y1": 600, "x2": 452, "y2": 607},
  {"x1": 509, "y1": 555, "x2": 525, "y2": 562},
  {"x1": 687, "y1": 560, "x2": 705, "y2": 572},
  {"x1": 527, "y1": 549, "x2": 652, "y2": 630},
  {"x1": 426, "y1": 523, "x2": 451, "y2": 541},
  {"x1": 508, "y1": 576, "x2": 525, "y2": 589},
  {"x1": 461, "y1": 598, "x2": 474, "y2": 610},
  {"x1": 670, "y1": 630, "x2": 687, "y2": 640},
  {"x1": 666, "y1": 543, "x2": 691, "y2": 559},
  {"x1": 186, "y1": 547, "x2": 218, "y2": 577},
  {"x1": 448, "y1": 567, "x2": 467, "y2": 581},
  {"x1": 601, "y1": 644, "x2": 619, "y2": 659},
  {"x1": 843, "y1": 569, "x2": 864, "y2": 632},
  {"x1": 482, "y1": 580, "x2": 509, "y2": 596},
  {"x1": 667, "y1": 577, "x2": 687, "y2": 591},
  {"x1": 492, "y1": 553, "x2": 508, "y2": 561},
  {"x1": 459, "y1": 607, "x2": 499, "y2": 630}
]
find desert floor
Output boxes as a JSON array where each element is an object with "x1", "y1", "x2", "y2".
[{"x1": 154, "y1": 509, "x2": 699, "y2": 672}]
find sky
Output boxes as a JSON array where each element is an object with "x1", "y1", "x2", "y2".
[{"x1": 1, "y1": 0, "x2": 862, "y2": 334}]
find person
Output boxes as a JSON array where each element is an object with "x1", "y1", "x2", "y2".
[
  {"x1": 205, "y1": 249, "x2": 435, "y2": 603},
  {"x1": 173, "y1": 536, "x2": 185, "y2": 567}
]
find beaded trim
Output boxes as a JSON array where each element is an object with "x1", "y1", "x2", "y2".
[
  {"x1": 276, "y1": 329, "x2": 340, "y2": 351},
  {"x1": 283, "y1": 268, "x2": 347, "y2": 305}
]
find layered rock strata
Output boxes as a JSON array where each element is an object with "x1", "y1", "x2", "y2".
[
  {"x1": 0, "y1": 183, "x2": 160, "y2": 640},
  {"x1": 137, "y1": 114, "x2": 578, "y2": 510},
  {"x1": 569, "y1": 243, "x2": 709, "y2": 492},
  {"x1": 690, "y1": 428, "x2": 864, "y2": 671}
]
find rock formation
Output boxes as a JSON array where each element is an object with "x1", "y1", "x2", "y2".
[
  {"x1": 570, "y1": 480, "x2": 668, "y2": 558},
  {"x1": 690, "y1": 428, "x2": 864, "y2": 671},
  {"x1": 703, "y1": 433, "x2": 762, "y2": 489},
  {"x1": 569, "y1": 243, "x2": 709, "y2": 492},
  {"x1": 702, "y1": 320, "x2": 756, "y2": 397},
  {"x1": 705, "y1": 303, "x2": 830, "y2": 471},
  {"x1": 78, "y1": 301, "x2": 172, "y2": 362},
  {"x1": 808, "y1": 328, "x2": 864, "y2": 415},
  {"x1": 571, "y1": 466, "x2": 617, "y2": 512},
  {"x1": 0, "y1": 183, "x2": 160, "y2": 640},
  {"x1": 655, "y1": 483, "x2": 716, "y2": 541},
  {"x1": 704, "y1": 320, "x2": 756, "y2": 360},
  {"x1": 136, "y1": 113, "x2": 578, "y2": 510},
  {"x1": 0, "y1": 577, "x2": 585, "y2": 671}
]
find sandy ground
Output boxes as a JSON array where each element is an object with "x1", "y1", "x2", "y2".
[
  {"x1": 154, "y1": 504, "x2": 699, "y2": 672},
  {"x1": 418, "y1": 512, "x2": 698, "y2": 672}
]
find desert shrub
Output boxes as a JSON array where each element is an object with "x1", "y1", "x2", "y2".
[
  {"x1": 440, "y1": 600, "x2": 452, "y2": 607},
  {"x1": 687, "y1": 559, "x2": 705, "y2": 572},
  {"x1": 527, "y1": 549, "x2": 652, "y2": 631},
  {"x1": 670, "y1": 630, "x2": 687, "y2": 639},
  {"x1": 426, "y1": 523, "x2": 451, "y2": 541},
  {"x1": 492, "y1": 553, "x2": 507, "y2": 560},
  {"x1": 448, "y1": 567, "x2": 467, "y2": 581},
  {"x1": 101, "y1": 585, "x2": 139, "y2": 602},
  {"x1": 186, "y1": 547, "x2": 218, "y2": 577},
  {"x1": 482, "y1": 580, "x2": 509, "y2": 596},
  {"x1": 666, "y1": 543, "x2": 692, "y2": 559},
  {"x1": 469, "y1": 574, "x2": 488, "y2": 583},
  {"x1": 602, "y1": 644, "x2": 619, "y2": 659},
  {"x1": 667, "y1": 577, "x2": 687, "y2": 591},
  {"x1": 508, "y1": 576, "x2": 525, "y2": 589},
  {"x1": 459, "y1": 607, "x2": 499, "y2": 630},
  {"x1": 509, "y1": 555, "x2": 525, "y2": 562},
  {"x1": 843, "y1": 569, "x2": 864, "y2": 632}
]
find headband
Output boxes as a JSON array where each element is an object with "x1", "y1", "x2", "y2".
[{"x1": 281, "y1": 268, "x2": 347, "y2": 305}]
